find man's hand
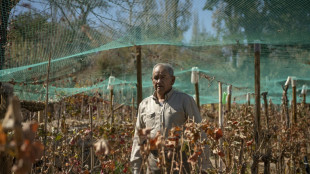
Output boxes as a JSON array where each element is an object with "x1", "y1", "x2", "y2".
[{"x1": 138, "y1": 127, "x2": 152, "y2": 137}]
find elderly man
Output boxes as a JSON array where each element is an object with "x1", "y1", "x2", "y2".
[{"x1": 130, "y1": 63, "x2": 212, "y2": 174}]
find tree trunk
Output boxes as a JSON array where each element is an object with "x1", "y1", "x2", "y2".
[{"x1": 172, "y1": 0, "x2": 179, "y2": 38}]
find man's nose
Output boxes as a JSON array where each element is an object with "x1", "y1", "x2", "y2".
[{"x1": 156, "y1": 78, "x2": 162, "y2": 83}]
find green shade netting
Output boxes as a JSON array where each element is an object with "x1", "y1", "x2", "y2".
[{"x1": 0, "y1": 0, "x2": 310, "y2": 105}]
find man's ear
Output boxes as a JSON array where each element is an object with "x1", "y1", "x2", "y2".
[{"x1": 171, "y1": 76, "x2": 176, "y2": 85}]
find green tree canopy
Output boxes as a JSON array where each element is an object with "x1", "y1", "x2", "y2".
[{"x1": 203, "y1": 0, "x2": 310, "y2": 44}]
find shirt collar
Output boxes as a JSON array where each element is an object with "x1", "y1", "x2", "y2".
[{"x1": 152, "y1": 88, "x2": 175, "y2": 102}]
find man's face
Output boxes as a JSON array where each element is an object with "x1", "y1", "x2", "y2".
[{"x1": 152, "y1": 65, "x2": 175, "y2": 95}]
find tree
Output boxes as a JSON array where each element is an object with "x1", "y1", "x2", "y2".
[
  {"x1": 48, "y1": 0, "x2": 110, "y2": 28},
  {"x1": 112, "y1": 0, "x2": 140, "y2": 28},
  {"x1": 203, "y1": 0, "x2": 310, "y2": 44},
  {"x1": 47, "y1": 0, "x2": 111, "y2": 52},
  {"x1": 0, "y1": 0, "x2": 20, "y2": 70},
  {"x1": 6, "y1": 11, "x2": 55, "y2": 68},
  {"x1": 191, "y1": 11, "x2": 200, "y2": 44},
  {"x1": 8, "y1": 12, "x2": 52, "y2": 41},
  {"x1": 164, "y1": 0, "x2": 192, "y2": 41},
  {"x1": 191, "y1": 11, "x2": 216, "y2": 45}
]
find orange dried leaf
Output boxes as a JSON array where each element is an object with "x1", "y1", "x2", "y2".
[
  {"x1": 155, "y1": 132, "x2": 164, "y2": 148},
  {"x1": 175, "y1": 126, "x2": 182, "y2": 131},
  {"x1": 214, "y1": 128, "x2": 223, "y2": 140},
  {"x1": 246, "y1": 140, "x2": 254, "y2": 147},
  {"x1": 187, "y1": 150, "x2": 201, "y2": 165},
  {"x1": 218, "y1": 150, "x2": 225, "y2": 157},
  {"x1": 195, "y1": 151, "x2": 202, "y2": 156},
  {"x1": 149, "y1": 137, "x2": 158, "y2": 150},
  {"x1": 200, "y1": 123, "x2": 209, "y2": 131},
  {"x1": 171, "y1": 126, "x2": 182, "y2": 132},
  {"x1": 206, "y1": 129, "x2": 214, "y2": 137},
  {"x1": 0, "y1": 125, "x2": 6, "y2": 145},
  {"x1": 31, "y1": 123, "x2": 38, "y2": 132}
]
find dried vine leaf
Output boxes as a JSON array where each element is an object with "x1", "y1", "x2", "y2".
[
  {"x1": 214, "y1": 128, "x2": 223, "y2": 140},
  {"x1": 94, "y1": 139, "x2": 110, "y2": 156},
  {"x1": 0, "y1": 125, "x2": 6, "y2": 150}
]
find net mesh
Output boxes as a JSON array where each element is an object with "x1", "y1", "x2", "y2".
[{"x1": 1, "y1": 0, "x2": 310, "y2": 105}]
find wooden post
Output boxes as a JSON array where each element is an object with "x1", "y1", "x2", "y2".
[
  {"x1": 301, "y1": 85, "x2": 307, "y2": 108},
  {"x1": 218, "y1": 82, "x2": 223, "y2": 172},
  {"x1": 291, "y1": 79, "x2": 297, "y2": 124},
  {"x1": 38, "y1": 110, "x2": 43, "y2": 123},
  {"x1": 81, "y1": 94, "x2": 84, "y2": 119},
  {"x1": 226, "y1": 85, "x2": 232, "y2": 169},
  {"x1": 43, "y1": 53, "x2": 52, "y2": 168},
  {"x1": 0, "y1": 84, "x2": 2, "y2": 119},
  {"x1": 289, "y1": 79, "x2": 299, "y2": 174},
  {"x1": 227, "y1": 85, "x2": 232, "y2": 112},
  {"x1": 261, "y1": 92, "x2": 269, "y2": 129},
  {"x1": 302, "y1": 94, "x2": 306, "y2": 106},
  {"x1": 110, "y1": 89, "x2": 114, "y2": 125},
  {"x1": 245, "y1": 93, "x2": 250, "y2": 117},
  {"x1": 261, "y1": 92, "x2": 271, "y2": 174},
  {"x1": 247, "y1": 93, "x2": 250, "y2": 106},
  {"x1": 195, "y1": 83, "x2": 200, "y2": 111},
  {"x1": 251, "y1": 43, "x2": 260, "y2": 174},
  {"x1": 211, "y1": 103, "x2": 215, "y2": 112},
  {"x1": 108, "y1": 76, "x2": 115, "y2": 125},
  {"x1": 269, "y1": 98, "x2": 274, "y2": 117},
  {"x1": 81, "y1": 100, "x2": 84, "y2": 168},
  {"x1": 136, "y1": 45, "x2": 142, "y2": 108},
  {"x1": 283, "y1": 76, "x2": 290, "y2": 128},
  {"x1": 254, "y1": 43, "x2": 261, "y2": 145},
  {"x1": 0, "y1": 83, "x2": 1, "y2": 105},
  {"x1": 131, "y1": 97, "x2": 135, "y2": 121},
  {"x1": 89, "y1": 105, "x2": 94, "y2": 171}
]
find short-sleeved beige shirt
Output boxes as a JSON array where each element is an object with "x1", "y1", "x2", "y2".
[{"x1": 130, "y1": 88, "x2": 206, "y2": 173}]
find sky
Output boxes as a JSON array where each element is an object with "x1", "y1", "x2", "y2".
[
  {"x1": 183, "y1": 0, "x2": 216, "y2": 42},
  {"x1": 13, "y1": 0, "x2": 215, "y2": 46}
]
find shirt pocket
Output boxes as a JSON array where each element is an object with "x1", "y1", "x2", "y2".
[
  {"x1": 144, "y1": 112, "x2": 156, "y2": 128},
  {"x1": 168, "y1": 107, "x2": 185, "y2": 126}
]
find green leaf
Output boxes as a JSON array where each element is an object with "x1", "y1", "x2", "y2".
[{"x1": 55, "y1": 134, "x2": 63, "y2": 141}]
